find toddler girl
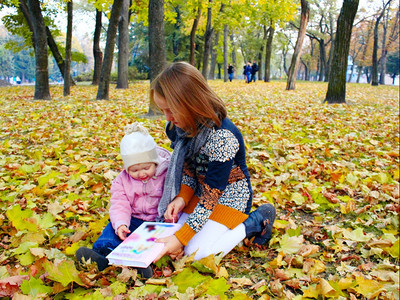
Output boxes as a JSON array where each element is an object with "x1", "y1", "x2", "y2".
[{"x1": 76, "y1": 123, "x2": 171, "y2": 278}]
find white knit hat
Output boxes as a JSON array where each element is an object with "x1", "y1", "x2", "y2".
[{"x1": 120, "y1": 123, "x2": 159, "y2": 171}]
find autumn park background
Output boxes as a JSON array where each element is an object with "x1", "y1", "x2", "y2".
[{"x1": 0, "y1": 0, "x2": 399, "y2": 299}]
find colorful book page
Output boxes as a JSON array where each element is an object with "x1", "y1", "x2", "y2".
[{"x1": 106, "y1": 222, "x2": 182, "y2": 268}]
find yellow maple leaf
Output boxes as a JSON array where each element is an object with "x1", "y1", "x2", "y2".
[
  {"x1": 302, "y1": 284, "x2": 319, "y2": 298},
  {"x1": 319, "y1": 278, "x2": 338, "y2": 297},
  {"x1": 354, "y1": 276, "x2": 384, "y2": 298}
]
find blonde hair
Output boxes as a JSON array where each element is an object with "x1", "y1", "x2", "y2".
[{"x1": 150, "y1": 62, "x2": 227, "y2": 136}]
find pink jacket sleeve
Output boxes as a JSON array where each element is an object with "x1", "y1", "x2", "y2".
[{"x1": 109, "y1": 172, "x2": 132, "y2": 234}]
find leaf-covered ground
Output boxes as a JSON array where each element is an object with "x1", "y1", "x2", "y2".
[{"x1": 0, "y1": 81, "x2": 398, "y2": 299}]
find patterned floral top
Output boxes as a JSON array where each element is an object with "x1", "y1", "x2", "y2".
[{"x1": 174, "y1": 118, "x2": 253, "y2": 245}]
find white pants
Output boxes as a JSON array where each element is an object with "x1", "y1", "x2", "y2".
[{"x1": 177, "y1": 213, "x2": 246, "y2": 260}]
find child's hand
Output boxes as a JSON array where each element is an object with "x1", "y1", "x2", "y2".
[
  {"x1": 164, "y1": 197, "x2": 185, "y2": 223},
  {"x1": 117, "y1": 225, "x2": 130, "y2": 240}
]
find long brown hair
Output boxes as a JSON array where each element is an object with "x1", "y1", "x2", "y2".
[{"x1": 150, "y1": 62, "x2": 227, "y2": 136}]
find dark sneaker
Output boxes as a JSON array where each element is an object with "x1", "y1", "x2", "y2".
[
  {"x1": 137, "y1": 265, "x2": 153, "y2": 279},
  {"x1": 244, "y1": 203, "x2": 276, "y2": 246},
  {"x1": 76, "y1": 247, "x2": 109, "y2": 271}
]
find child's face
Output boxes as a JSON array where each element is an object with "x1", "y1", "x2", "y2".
[{"x1": 127, "y1": 163, "x2": 157, "y2": 181}]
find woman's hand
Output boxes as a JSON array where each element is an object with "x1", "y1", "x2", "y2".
[
  {"x1": 164, "y1": 197, "x2": 185, "y2": 223},
  {"x1": 153, "y1": 235, "x2": 184, "y2": 262},
  {"x1": 117, "y1": 225, "x2": 130, "y2": 240}
]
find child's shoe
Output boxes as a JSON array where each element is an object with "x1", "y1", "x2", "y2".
[
  {"x1": 137, "y1": 265, "x2": 153, "y2": 279},
  {"x1": 244, "y1": 204, "x2": 276, "y2": 246},
  {"x1": 76, "y1": 247, "x2": 109, "y2": 271}
]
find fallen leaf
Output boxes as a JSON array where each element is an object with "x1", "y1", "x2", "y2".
[{"x1": 0, "y1": 275, "x2": 29, "y2": 297}]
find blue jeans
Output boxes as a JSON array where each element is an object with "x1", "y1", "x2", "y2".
[
  {"x1": 229, "y1": 73, "x2": 233, "y2": 82},
  {"x1": 246, "y1": 73, "x2": 251, "y2": 83},
  {"x1": 93, "y1": 217, "x2": 144, "y2": 257}
]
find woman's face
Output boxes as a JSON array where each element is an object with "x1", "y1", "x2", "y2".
[{"x1": 154, "y1": 91, "x2": 184, "y2": 129}]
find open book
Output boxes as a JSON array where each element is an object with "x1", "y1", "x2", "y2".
[{"x1": 106, "y1": 222, "x2": 182, "y2": 268}]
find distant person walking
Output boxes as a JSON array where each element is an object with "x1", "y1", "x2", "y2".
[
  {"x1": 250, "y1": 61, "x2": 258, "y2": 82},
  {"x1": 243, "y1": 62, "x2": 252, "y2": 83},
  {"x1": 227, "y1": 64, "x2": 234, "y2": 82}
]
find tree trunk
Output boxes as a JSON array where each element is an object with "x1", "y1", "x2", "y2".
[
  {"x1": 96, "y1": 0, "x2": 123, "y2": 100},
  {"x1": 189, "y1": 4, "x2": 202, "y2": 66},
  {"x1": 148, "y1": 0, "x2": 166, "y2": 82},
  {"x1": 356, "y1": 66, "x2": 362, "y2": 83},
  {"x1": 318, "y1": 39, "x2": 326, "y2": 81},
  {"x1": 18, "y1": 0, "x2": 35, "y2": 44},
  {"x1": 46, "y1": 27, "x2": 75, "y2": 86},
  {"x1": 27, "y1": 0, "x2": 51, "y2": 100},
  {"x1": 210, "y1": 3, "x2": 224, "y2": 80},
  {"x1": 258, "y1": 48, "x2": 264, "y2": 81},
  {"x1": 325, "y1": 17, "x2": 335, "y2": 82},
  {"x1": 223, "y1": 24, "x2": 229, "y2": 82},
  {"x1": 117, "y1": 0, "x2": 130, "y2": 89},
  {"x1": 147, "y1": 0, "x2": 166, "y2": 114},
  {"x1": 325, "y1": 0, "x2": 359, "y2": 104},
  {"x1": 365, "y1": 67, "x2": 371, "y2": 83},
  {"x1": 347, "y1": 64, "x2": 354, "y2": 82},
  {"x1": 202, "y1": 0, "x2": 213, "y2": 80},
  {"x1": 301, "y1": 59, "x2": 310, "y2": 80},
  {"x1": 286, "y1": 1, "x2": 309, "y2": 90},
  {"x1": 282, "y1": 47, "x2": 288, "y2": 77},
  {"x1": 264, "y1": 26, "x2": 274, "y2": 82},
  {"x1": 230, "y1": 34, "x2": 237, "y2": 78},
  {"x1": 379, "y1": 9, "x2": 389, "y2": 85},
  {"x1": 63, "y1": 0, "x2": 73, "y2": 96},
  {"x1": 172, "y1": 6, "x2": 181, "y2": 58},
  {"x1": 325, "y1": 40, "x2": 333, "y2": 82},
  {"x1": 259, "y1": 26, "x2": 268, "y2": 81},
  {"x1": 92, "y1": 9, "x2": 103, "y2": 85},
  {"x1": 209, "y1": 31, "x2": 219, "y2": 79},
  {"x1": 372, "y1": 0, "x2": 392, "y2": 86},
  {"x1": 196, "y1": 44, "x2": 202, "y2": 69},
  {"x1": 19, "y1": 0, "x2": 74, "y2": 86},
  {"x1": 371, "y1": 16, "x2": 381, "y2": 86}
]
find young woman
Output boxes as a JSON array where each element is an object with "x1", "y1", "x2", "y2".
[{"x1": 150, "y1": 62, "x2": 276, "y2": 262}]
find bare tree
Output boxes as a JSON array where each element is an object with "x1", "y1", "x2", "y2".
[{"x1": 306, "y1": 1, "x2": 337, "y2": 82}]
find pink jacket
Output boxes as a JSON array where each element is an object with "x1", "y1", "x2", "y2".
[{"x1": 109, "y1": 146, "x2": 171, "y2": 232}]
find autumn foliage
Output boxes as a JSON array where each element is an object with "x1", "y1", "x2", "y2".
[{"x1": 0, "y1": 81, "x2": 399, "y2": 299}]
